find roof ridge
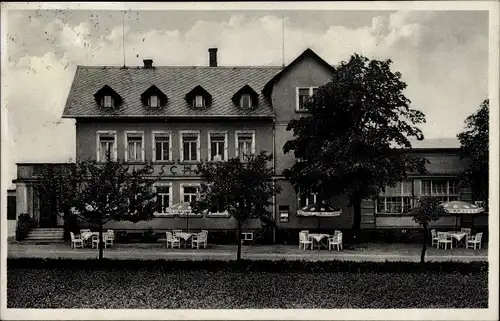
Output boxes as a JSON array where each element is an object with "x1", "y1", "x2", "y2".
[{"x1": 77, "y1": 65, "x2": 284, "y2": 69}]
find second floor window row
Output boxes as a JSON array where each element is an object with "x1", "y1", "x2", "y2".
[{"x1": 96, "y1": 130, "x2": 255, "y2": 163}]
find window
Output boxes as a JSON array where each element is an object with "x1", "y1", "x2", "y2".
[
  {"x1": 181, "y1": 184, "x2": 199, "y2": 203},
  {"x1": 153, "y1": 131, "x2": 171, "y2": 162},
  {"x1": 279, "y1": 205, "x2": 290, "y2": 223},
  {"x1": 421, "y1": 179, "x2": 460, "y2": 202},
  {"x1": 149, "y1": 95, "x2": 159, "y2": 108},
  {"x1": 296, "y1": 87, "x2": 318, "y2": 111},
  {"x1": 240, "y1": 94, "x2": 252, "y2": 108},
  {"x1": 97, "y1": 131, "x2": 117, "y2": 161},
  {"x1": 376, "y1": 181, "x2": 413, "y2": 214},
  {"x1": 193, "y1": 95, "x2": 205, "y2": 108},
  {"x1": 297, "y1": 189, "x2": 317, "y2": 208},
  {"x1": 180, "y1": 131, "x2": 200, "y2": 162},
  {"x1": 155, "y1": 184, "x2": 172, "y2": 215},
  {"x1": 235, "y1": 131, "x2": 255, "y2": 160},
  {"x1": 7, "y1": 195, "x2": 16, "y2": 220},
  {"x1": 208, "y1": 132, "x2": 227, "y2": 161},
  {"x1": 102, "y1": 95, "x2": 114, "y2": 108},
  {"x1": 125, "y1": 132, "x2": 144, "y2": 162}
]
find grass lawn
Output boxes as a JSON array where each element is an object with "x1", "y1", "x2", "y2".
[{"x1": 8, "y1": 267, "x2": 487, "y2": 309}]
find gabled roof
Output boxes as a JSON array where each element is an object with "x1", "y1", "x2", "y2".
[
  {"x1": 231, "y1": 84, "x2": 259, "y2": 106},
  {"x1": 140, "y1": 85, "x2": 168, "y2": 106},
  {"x1": 93, "y1": 85, "x2": 123, "y2": 105},
  {"x1": 262, "y1": 48, "x2": 335, "y2": 97},
  {"x1": 63, "y1": 66, "x2": 281, "y2": 119}
]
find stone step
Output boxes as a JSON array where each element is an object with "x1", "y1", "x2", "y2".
[
  {"x1": 26, "y1": 228, "x2": 65, "y2": 241},
  {"x1": 21, "y1": 239, "x2": 66, "y2": 244},
  {"x1": 25, "y1": 235, "x2": 64, "y2": 239}
]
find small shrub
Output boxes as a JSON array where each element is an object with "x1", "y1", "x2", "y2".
[{"x1": 15, "y1": 214, "x2": 34, "y2": 241}]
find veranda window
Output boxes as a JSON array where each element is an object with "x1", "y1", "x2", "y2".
[{"x1": 376, "y1": 181, "x2": 413, "y2": 214}]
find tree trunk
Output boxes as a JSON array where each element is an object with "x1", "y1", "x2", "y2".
[
  {"x1": 236, "y1": 220, "x2": 242, "y2": 261},
  {"x1": 98, "y1": 217, "x2": 104, "y2": 260},
  {"x1": 62, "y1": 207, "x2": 71, "y2": 241},
  {"x1": 351, "y1": 197, "x2": 362, "y2": 244},
  {"x1": 421, "y1": 224, "x2": 428, "y2": 264}
]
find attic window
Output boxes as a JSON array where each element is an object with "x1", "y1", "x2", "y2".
[
  {"x1": 141, "y1": 85, "x2": 167, "y2": 108},
  {"x1": 102, "y1": 95, "x2": 114, "y2": 108},
  {"x1": 193, "y1": 95, "x2": 205, "y2": 108},
  {"x1": 149, "y1": 95, "x2": 159, "y2": 108},
  {"x1": 240, "y1": 94, "x2": 252, "y2": 108},
  {"x1": 232, "y1": 85, "x2": 258, "y2": 109},
  {"x1": 94, "y1": 85, "x2": 122, "y2": 109}
]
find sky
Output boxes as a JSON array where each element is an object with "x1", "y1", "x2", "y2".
[{"x1": 2, "y1": 7, "x2": 490, "y2": 188}]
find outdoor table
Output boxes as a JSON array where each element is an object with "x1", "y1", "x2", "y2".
[
  {"x1": 176, "y1": 232, "x2": 196, "y2": 248},
  {"x1": 80, "y1": 232, "x2": 99, "y2": 247},
  {"x1": 308, "y1": 233, "x2": 331, "y2": 250},
  {"x1": 446, "y1": 231, "x2": 468, "y2": 248}
]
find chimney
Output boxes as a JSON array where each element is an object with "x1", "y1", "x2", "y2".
[
  {"x1": 143, "y1": 59, "x2": 153, "y2": 69},
  {"x1": 208, "y1": 48, "x2": 218, "y2": 67}
]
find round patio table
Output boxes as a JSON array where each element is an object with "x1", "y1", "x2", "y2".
[
  {"x1": 446, "y1": 231, "x2": 468, "y2": 248},
  {"x1": 80, "y1": 232, "x2": 99, "y2": 247},
  {"x1": 176, "y1": 232, "x2": 196, "y2": 247},
  {"x1": 308, "y1": 233, "x2": 331, "y2": 250}
]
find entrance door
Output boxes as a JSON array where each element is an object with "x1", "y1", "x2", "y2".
[{"x1": 38, "y1": 194, "x2": 58, "y2": 228}]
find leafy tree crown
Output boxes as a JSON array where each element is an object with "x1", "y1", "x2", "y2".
[{"x1": 283, "y1": 53, "x2": 428, "y2": 202}]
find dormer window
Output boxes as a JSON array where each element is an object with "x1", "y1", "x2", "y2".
[
  {"x1": 102, "y1": 95, "x2": 114, "y2": 108},
  {"x1": 185, "y1": 85, "x2": 212, "y2": 109},
  {"x1": 240, "y1": 94, "x2": 252, "y2": 108},
  {"x1": 94, "y1": 85, "x2": 122, "y2": 109},
  {"x1": 193, "y1": 95, "x2": 205, "y2": 108},
  {"x1": 232, "y1": 85, "x2": 258, "y2": 109},
  {"x1": 94, "y1": 85, "x2": 123, "y2": 109},
  {"x1": 140, "y1": 85, "x2": 167, "y2": 108},
  {"x1": 149, "y1": 95, "x2": 159, "y2": 108}
]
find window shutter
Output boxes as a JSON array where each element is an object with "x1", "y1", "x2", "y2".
[
  {"x1": 180, "y1": 136, "x2": 184, "y2": 161},
  {"x1": 141, "y1": 138, "x2": 145, "y2": 161},
  {"x1": 168, "y1": 136, "x2": 172, "y2": 161},
  {"x1": 197, "y1": 134, "x2": 201, "y2": 161},
  {"x1": 224, "y1": 133, "x2": 228, "y2": 159},
  {"x1": 152, "y1": 135, "x2": 156, "y2": 161},
  {"x1": 97, "y1": 138, "x2": 101, "y2": 161},
  {"x1": 208, "y1": 135, "x2": 211, "y2": 160},
  {"x1": 113, "y1": 137, "x2": 117, "y2": 160},
  {"x1": 124, "y1": 139, "x2": 128, "y2": 161}
]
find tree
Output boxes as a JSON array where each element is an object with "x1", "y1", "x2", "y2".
[
  {"x1": 283, "y1": 54, "x2": 428, "y2": 242},
  {"x1": 191, "y1": 151, "x2": 281, "y2": 261},
  {"x1": 35, "y1": 158, "x2": 158, "y2": 260},
  {"x1": 457, "y1": 99, "x2": 489, "y2": 207},
  {"x1": 410, "y1": 196, "x2": 447, "y2": 263}
]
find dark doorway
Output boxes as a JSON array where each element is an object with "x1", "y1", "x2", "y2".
[{"x1": 38, "y1": 193, "x2": 58, "y2": 228}]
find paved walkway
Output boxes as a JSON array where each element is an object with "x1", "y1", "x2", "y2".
[{"x1": 8, "y1": 242, "x2": 488, "y2": 262}]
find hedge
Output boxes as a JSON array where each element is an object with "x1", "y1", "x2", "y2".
[{"x1": 7, "y1": 258, "x2": 488, "y2": 274}]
